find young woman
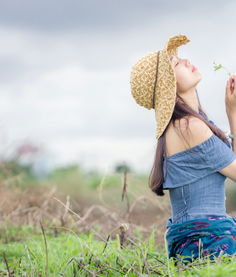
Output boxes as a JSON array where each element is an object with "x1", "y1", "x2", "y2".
[{"x1": 130, "y1": 34, "x2": 236, "y2": 264}]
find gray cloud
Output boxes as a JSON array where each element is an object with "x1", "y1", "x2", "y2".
[
  {"x1": 0, "y1": 0, "x2": 235, "y2": 172},
  {"x1": 0, "y1": 0, "x2": 228, "y2": 32}
]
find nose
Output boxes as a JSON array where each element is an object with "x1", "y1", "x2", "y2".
[
  {"x1": 185, "y1": 59, "x2": 191, "y2": 66},
  {"x1": 177, "y1": 58, "x2": 192, "y2": 68},
  {"x1": 182, "y1": 58, "x2": 191, "y2": 68}
]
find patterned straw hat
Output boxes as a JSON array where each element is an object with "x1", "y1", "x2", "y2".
[{"x1": 130, "y1": 34, "x2": 190, "y2": 140}]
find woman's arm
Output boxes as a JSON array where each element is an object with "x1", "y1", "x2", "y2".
[
  {"x1": 225, "y1": 75, "x2": 236, "y2": 153},
  {"x1": 228, "y1": 114, "x2": 236, "y2": 153}
]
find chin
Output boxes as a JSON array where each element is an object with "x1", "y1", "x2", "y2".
[
  {"x1": 198, "y1": 74, "x2": 202, "y2": 82},
  {"x1": 195, "y1": 71, "x2": 202, "y2": 82}
]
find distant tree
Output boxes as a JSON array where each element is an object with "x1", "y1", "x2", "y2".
[{"x1": 114, "y1": 162, "x2": 132, "y2": 174}]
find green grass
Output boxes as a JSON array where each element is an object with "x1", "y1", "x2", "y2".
[
  {"x1": 1, "y1": 225, "x2": 236, "y2": 276},
  {"x1": 1, "y1": 163, "x2": 236, "y2": 276}
]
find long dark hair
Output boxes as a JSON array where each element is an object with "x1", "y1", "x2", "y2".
[{"x1": 148, "y1": 89, "x2": 230, "y2": 196}]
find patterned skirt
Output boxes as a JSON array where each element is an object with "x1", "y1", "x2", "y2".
[{"x1": 165, "y1": 215, "x2": 236, "y2": 264}]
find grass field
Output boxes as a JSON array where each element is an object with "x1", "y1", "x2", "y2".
[
  {"x1": 1, "y1": 162, "x2": 236, "y2": 276},
  {"x1": 2, "y1": 224, "x2": 236, "y2": 276}
]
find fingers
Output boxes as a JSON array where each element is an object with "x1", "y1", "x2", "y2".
[
  {"x1": 231, "y1": 75, "x2": 236, "y2": 95},
  {"x1": 226, "y1": 79, "x2": 230, "y2": 92},
  {"x1": 226, "y1": 78, "x2": 232, "y2": 96},
  {"x1": 226, "y1": 75, "x2": 236, "y2": 96}
]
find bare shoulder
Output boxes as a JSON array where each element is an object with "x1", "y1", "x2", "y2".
[{"x1": 171, "y1": 116, "x2": 214, "y2": 149}]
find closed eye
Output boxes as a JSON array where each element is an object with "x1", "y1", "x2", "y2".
[{"x1": 175, "y1": 62, "x2": 179, "y2": 66}]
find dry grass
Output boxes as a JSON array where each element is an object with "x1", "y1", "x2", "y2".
[{"x1": 0, "y1": 169, "x2": 172, "y2": 250}]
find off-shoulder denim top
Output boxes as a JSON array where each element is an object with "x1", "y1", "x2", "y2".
[{"x1": 163, "y1": 114, "x2": 236, "y2": 228}]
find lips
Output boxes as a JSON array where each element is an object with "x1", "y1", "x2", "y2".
[{"x1": 192, "y1": 65, "x2": 197, "y2": 72}]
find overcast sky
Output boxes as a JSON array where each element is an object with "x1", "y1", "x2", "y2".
[{"x1": 0, "y1": 0, "x2": 236, "y2": 174}]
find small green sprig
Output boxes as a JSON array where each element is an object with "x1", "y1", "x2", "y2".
[{"x1": 213, "y1": 61, "x2": 232, "y2": 77}]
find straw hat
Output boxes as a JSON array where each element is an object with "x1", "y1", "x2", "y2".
[{"x1": 130, "y1": 34, "x2": 190, "y2": 139}]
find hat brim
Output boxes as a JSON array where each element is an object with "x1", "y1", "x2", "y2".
[
  {"x1": 154, "y1": 34, "x2": 190, "y2": 139},
  {"x1": 154, "y1": 50, "x2": 177, "y2": 140}
]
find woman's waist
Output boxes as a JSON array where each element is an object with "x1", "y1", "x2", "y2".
[
  {"x1": 166, "y1": 212, "x2": 229, "y2": 228},
  {"x1": 166, "y1": 214, "x2": 236, "y2": 236}
]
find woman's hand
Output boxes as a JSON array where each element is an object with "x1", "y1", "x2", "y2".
[{"x1": 225, "y1": 75, "x2": 236, "y2": 119}]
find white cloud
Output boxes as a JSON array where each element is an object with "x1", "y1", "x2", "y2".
[{"x1": 0, "y1": 1, "x2": 235, "y2": 173}]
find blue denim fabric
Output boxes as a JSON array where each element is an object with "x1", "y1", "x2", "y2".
[{"x1": 163, "y1": 116, "x2": 236, "y2": 228}]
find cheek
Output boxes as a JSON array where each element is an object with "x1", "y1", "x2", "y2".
[{"x1": 175, "y1": 69, "x2": 192, "y2": 85}]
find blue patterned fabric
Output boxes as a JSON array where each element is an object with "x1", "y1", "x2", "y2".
[{"x1": 166, "y1": 215, "x2": 236, "y2": 264}]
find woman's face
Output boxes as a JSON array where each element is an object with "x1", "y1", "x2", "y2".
[{"x1": 170, "y1": 55, "x2": 202, "y2": 94}]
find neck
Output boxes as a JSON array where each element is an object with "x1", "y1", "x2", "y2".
[{"x1": 181, "y1": 87, "x2": 199, "y2": 113}]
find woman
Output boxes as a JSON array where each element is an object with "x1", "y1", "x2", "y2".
[{"x1": 130, "y1": 34, "x2": 236, "y2": 264}]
